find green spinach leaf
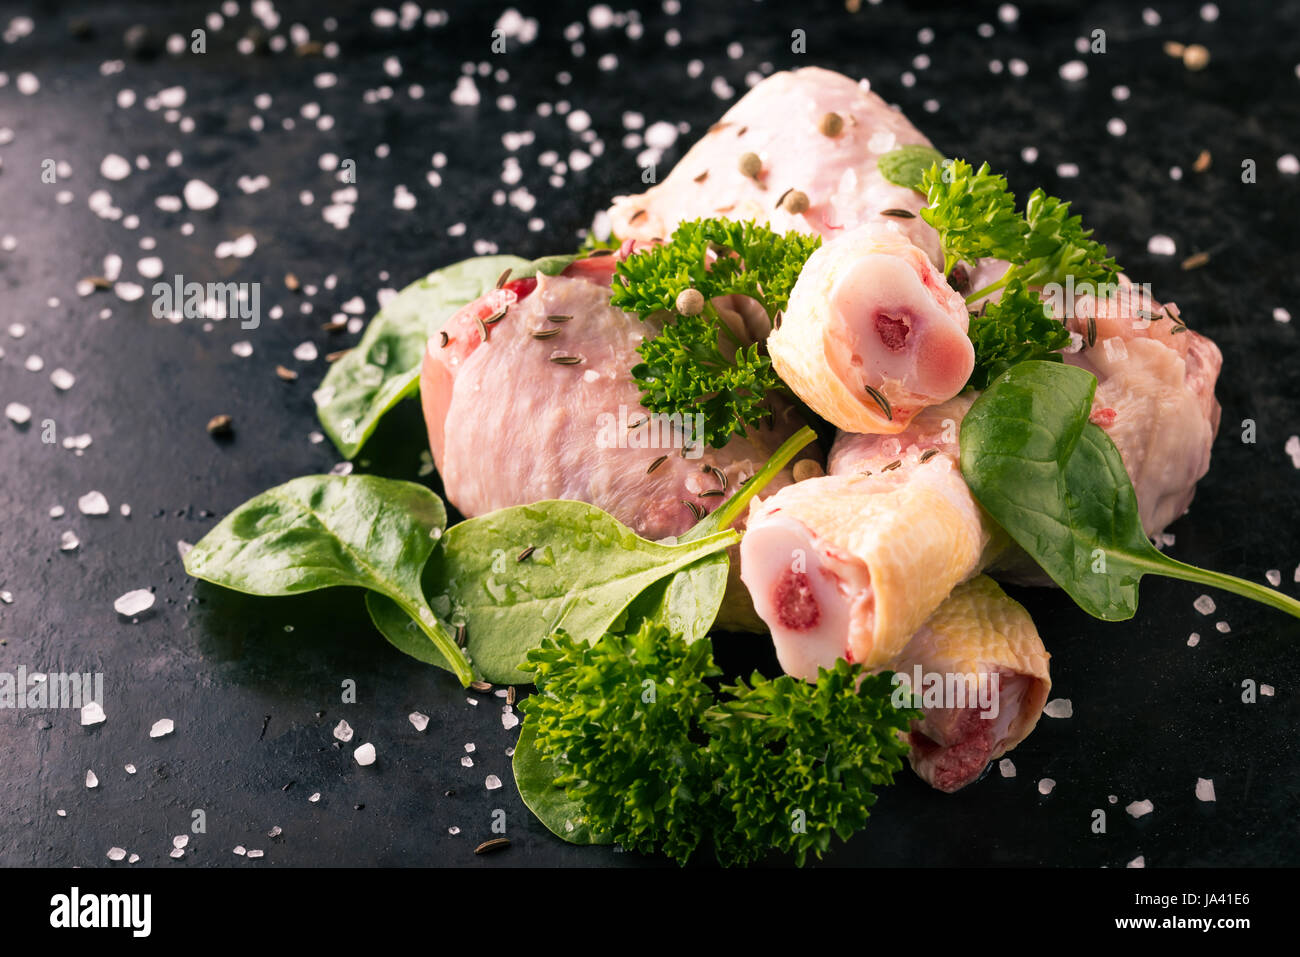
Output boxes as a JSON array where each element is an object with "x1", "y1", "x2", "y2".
[
  {"x1": 183, "y1": 475, "x2": 474, "y2": 684},
  {"x1": 961, "y1": 361, "x2": 1300, "y2": 621},
  {"x1": 512, "y1": 721, "x2": 614, "y2": 846}
]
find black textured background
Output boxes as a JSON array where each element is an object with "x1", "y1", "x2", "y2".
[{"x1": 1, "y1": 0, "x2": 1297, "y2": 868}]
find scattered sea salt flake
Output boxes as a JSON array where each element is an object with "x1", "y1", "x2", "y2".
[
  {"x1": 354, "y1": 742, "x2": 376, "y2": 766},
  {"x1": 308, "y1": 792, "x2": 321, "y2": 803},
  {"x1": 86, "y1": 770, "x2": 99, "y2": 788},
  {"x1": 60, "y1": 530, "x2": 80, "y2": 551},
  {"x1": 1043, "y1": 698, "x2": 1073, "y2": 718},
  {"x1": 460, "y1": 755, "x2": 474, "y2": 767},
  {"x1": 1287, "y1": 435, "x2": 1300, "y2": 468},
  {"x1": 502, "y1": 711, "x2": 520, "y2": 730},
  {"x1": 150, "y1": 718, "x2": 174, "y2": 738},
  {"x1": 999, "y1": 758, "x2": 1016, "y2": 777},
  {"x1": 80, "y1": 491, "x2": 110, "y2": 515},
  {"x1": 173, "y1": 835, "x2": 189, "y2": 849},
  {"x1": 25, "y1": 355, "x2": 45, "y2": 372},
  {"x1": 5, "y1": 402, "x2": 31, "y2": 425},
  {"x1": 114, "y1": 589, "x2": 154, "y2": 615},
  {"x1": 1147, "y1": 235, "x2": 1176, "y2": 256},
  {"x1": 183, "y1": 179, "x2": 220, "y2": 210},
  {"x1": 1274, "y1": 307, "x2": 1292, "y2": 323},
  {"x1": 1188, "y1": 632, "x2": 1200, "y2": 647},
  {"x1": 1215, "y1": 620, "x2": 1230, "y2": 633},
  {"x1": 1038, "y1": 778, "x2": 1056, "y2": 795},
  {"x1": 50, "y1": 368, "x2": 76, "y2": 391},
  {"x1": 333, "y1": 720, "x2": 353, "y2": 742},
  {"x1": 1059, "y1": 60, "x2": 1087, "y2": 81},
  {"x1": 81, "y1": 701, "x2": 106, "y2": 726},
  {"x1": 107, "y1": 847, "x2": 126, "y2": 861},
  {"x1": 247, "y1": 849, "x2": 264, "y2": 859},
  {"x1": 1195, "y1": 778, "x2": 1216, "y2": 802},
  {"x1": 1279, "y1": 154, "x2": 1300, "y2": 175},
  {"x1": 464, "y1": 742, "x2": 476, "y2": 753},
  {"x1": 1261, "y1": 684, "x2": 1274, "y2": 696},
  {"x1": 125, "y1": 764, "x2": 136, "y2": 774},
  {"x1": 485, "y1": 774, "x2": 503, "y2": 790},
  {"x1": 233, "y1": 846, "x2": 246, "y2": 855},
  {"x1": 57, "y1": 809, "x2": 66, "y2": 817},
  {"x1": 293, "y1": 341, "x2": 318, "y2": 361},
  {"x1": 409, "y1": 712, "x2": 429, "y2": 731},
  {"x1": 114, "y1": 281, "x2": 144, "y2": 302},
  {"x1": 1193, "y1": 594, "x2": 1216, "y2": 615},
  {"x1": 231, "y1": 341, "x2": 254, "y2": 358},
  {"x1": 1126, "y1": 799, "x2": 1154, "y2": 818},
  {"x1": 1128, "y1": 855, "x2": 1145, "y2": 868}
]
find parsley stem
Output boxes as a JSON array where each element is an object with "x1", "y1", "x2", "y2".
[
  {"x1": 965, "y1": 271, "x2": 1014, "y2": 305},
  {"x1": 705, "y1": 300, "x2": 745, "y2": 351}
]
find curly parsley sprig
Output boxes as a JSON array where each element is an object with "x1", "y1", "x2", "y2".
[
  {"x1": 917, "y1": 158, "x2": 1121, "y2": 389},
  {"x1": 610, "y1": 219, "x2": 822, "y2": 449},
  {"x1": 520, "y1": 621, "x2": 916, "y2": 867}
]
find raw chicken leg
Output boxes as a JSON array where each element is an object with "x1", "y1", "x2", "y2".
[
  {"x1": 888, "y1": 575, "x2": 1051, "y2": 792},
  {"x1": 607, "y1": 67, "x2": 943, "y2": 264},
  {"x1": 768, "y1": 223, "x2": 974, "y2": 434}
]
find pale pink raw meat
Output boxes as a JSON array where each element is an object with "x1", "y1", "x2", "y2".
[
  {"x1": 769, "y1": 223, "x2": 974, "y2": 434},
  {"x1": 606, "y1": 67, "x2": 943, "y2": 264}
]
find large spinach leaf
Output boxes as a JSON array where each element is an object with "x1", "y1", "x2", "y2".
[
  {"x1": 183, "y1": 475, "x2": 474, "y2": 684},
  {"x1": 961, "y1": 361, "x2": 1300, "y2": 621}
]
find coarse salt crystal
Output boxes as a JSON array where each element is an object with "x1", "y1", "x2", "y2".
[
  {"x1": 149, "y1": 718, "x2": 174, "y2": 738},
  {"x1": 354, "y1": 742, "x2": 376, "y2": 765},
  {"x1": 1038, "y1": 778, "x2": 1056, "y2": 795},
  {"x1": 1043, "y1": 698, "x2": 1073, "y2": 719},
  {"x1": 1128, "y1": 855, "x2": 1145, "y2": 868},
  {"x1": 485, "y1": 774, "x2": 503, "y2": 790},
  {"x1": 86, "y1": 770, "x2": 99, "y2": 788},
  {"x1": 409, "y1": 712, "x2": 429, "y2": 732},
  {"x1": 1147, "y1": 235, "x2": 1176, "y2": 256},
  {"x1": 1193, "y1": 594, "x2": 1216, "y2": 615},
  {"x1": 114, "y1": 589, "x2": 155, "y2": 615},
  {"x1": 107, "y1": 847, "x2": 126, "y2": 861},
  {"x1": 999, "y1": 758, "x2": 1016, "y2": 777},
  {"x1": 173, "y1": 834, "x2": 189, "y2": 849},
  {"x1": 1195, "y1": 778, "x2": 1216, "y2": 802},
  {"x1": 1059, "y1": 60, "x2": 1088, "y2": 81},
  {"x1": 333, "y1": 720, "x2": 353, "y2": 742},
  {"x1": 1188, "y1": 632, "x2": 1200, "y2": 647},
  {"x1": 183, "y1": 179, "x2": 219, "y2": 210},
  {"x1": 81, "y1": 700, "x2": 106, "y2": 726},
  {"x1": 1126, "y1": 799, "x2": 1154, "y2": 818},
  {"x1": 5, "y1": 402, "x2": 31, "y2": 425}
]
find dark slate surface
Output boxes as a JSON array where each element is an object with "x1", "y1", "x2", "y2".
[{"x1": 0, "y1": 0, "x2": 1297, "y2": 868}]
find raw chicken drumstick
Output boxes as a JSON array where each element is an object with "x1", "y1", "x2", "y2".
[{"x1": 767, "y1": 222, "x2": 975, "y2": 434}]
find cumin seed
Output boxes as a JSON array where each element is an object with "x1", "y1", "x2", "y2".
[
  {"x1": 699, "y1": 489, "x2": 725, "y2": 498},
  {"x1": 1181, "y1": 251, "x2": 1210, "y2": 271},
  {"x1": 470, "y1": 680, "x2": 492, "y2": 692},
  {"x1": 863, "y1": 382, "x2": 893, "y2": 420},
  {"x1": 629, "y1": 209, "x2": 647, "y2": 223},
  {"x1": 516, "y1": 545, "x2": 535, "y2": 562},
  {"x1": 275, "y1": 365, "x2": 298, "y2": 382},
  {"x1": 549, "y1": 355, "x2": 582, "y2": 364},
  {"x1": 483, "y1": 307, "x2": 508, "y2": 325},
  {"x1": 693, "y1": 170, "x2": 709, "y2": 183},
  {"x1": 531, "y1": 328, "x2": 561, "y2": 339},
  {"x1": 325, "y1": 349, "x2": 350, "y2": 363},
  {"x1": 1086, "y1": 315, "x2": 1098, "y2": 348},
  {"x1": 709, "y1": 465, "x2": 728, "y2": 490},
  {"x1": 588, "y1": 248, "x2": 615, "y2": 257},
  {"x1": 495, "y1": 268, "x2": 512, "y2": 289},
  {"x1": 476, "y1": 317, "x2": 489, "y2": 341},
  {"x1": 681, "y1": 500, "x2": 704, "y2": 521},
  {"x1": 882, "y1": 459, "x2": 902, "y2": 471},
  {"x1": 457, "y1": 625, "x2": 468, "y2": 648},
  {"x1": 439, "y1": 330, "x2": 450, "y2": 348},
  {"x1": 321, "y1": 319, "x2": 347, "y2": 332},
  {"x1": 919, "y1": 448, "x2": 940, "y2": 463},
  {"x1": 547, "y1": 314, "x2": 572, "y2": 323},
  {"x1": 646, "y1": 454, "x2": 668, "y2": 474},
  {"x1": 775, "y1": 187, "x2": 794, "y2": 210},
  {"x1": 507, "y1": 686, "x2": 516, "y2": 706},
  {"x1": 881, "y1": 208, "x2": 916, "y2": 218}
]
